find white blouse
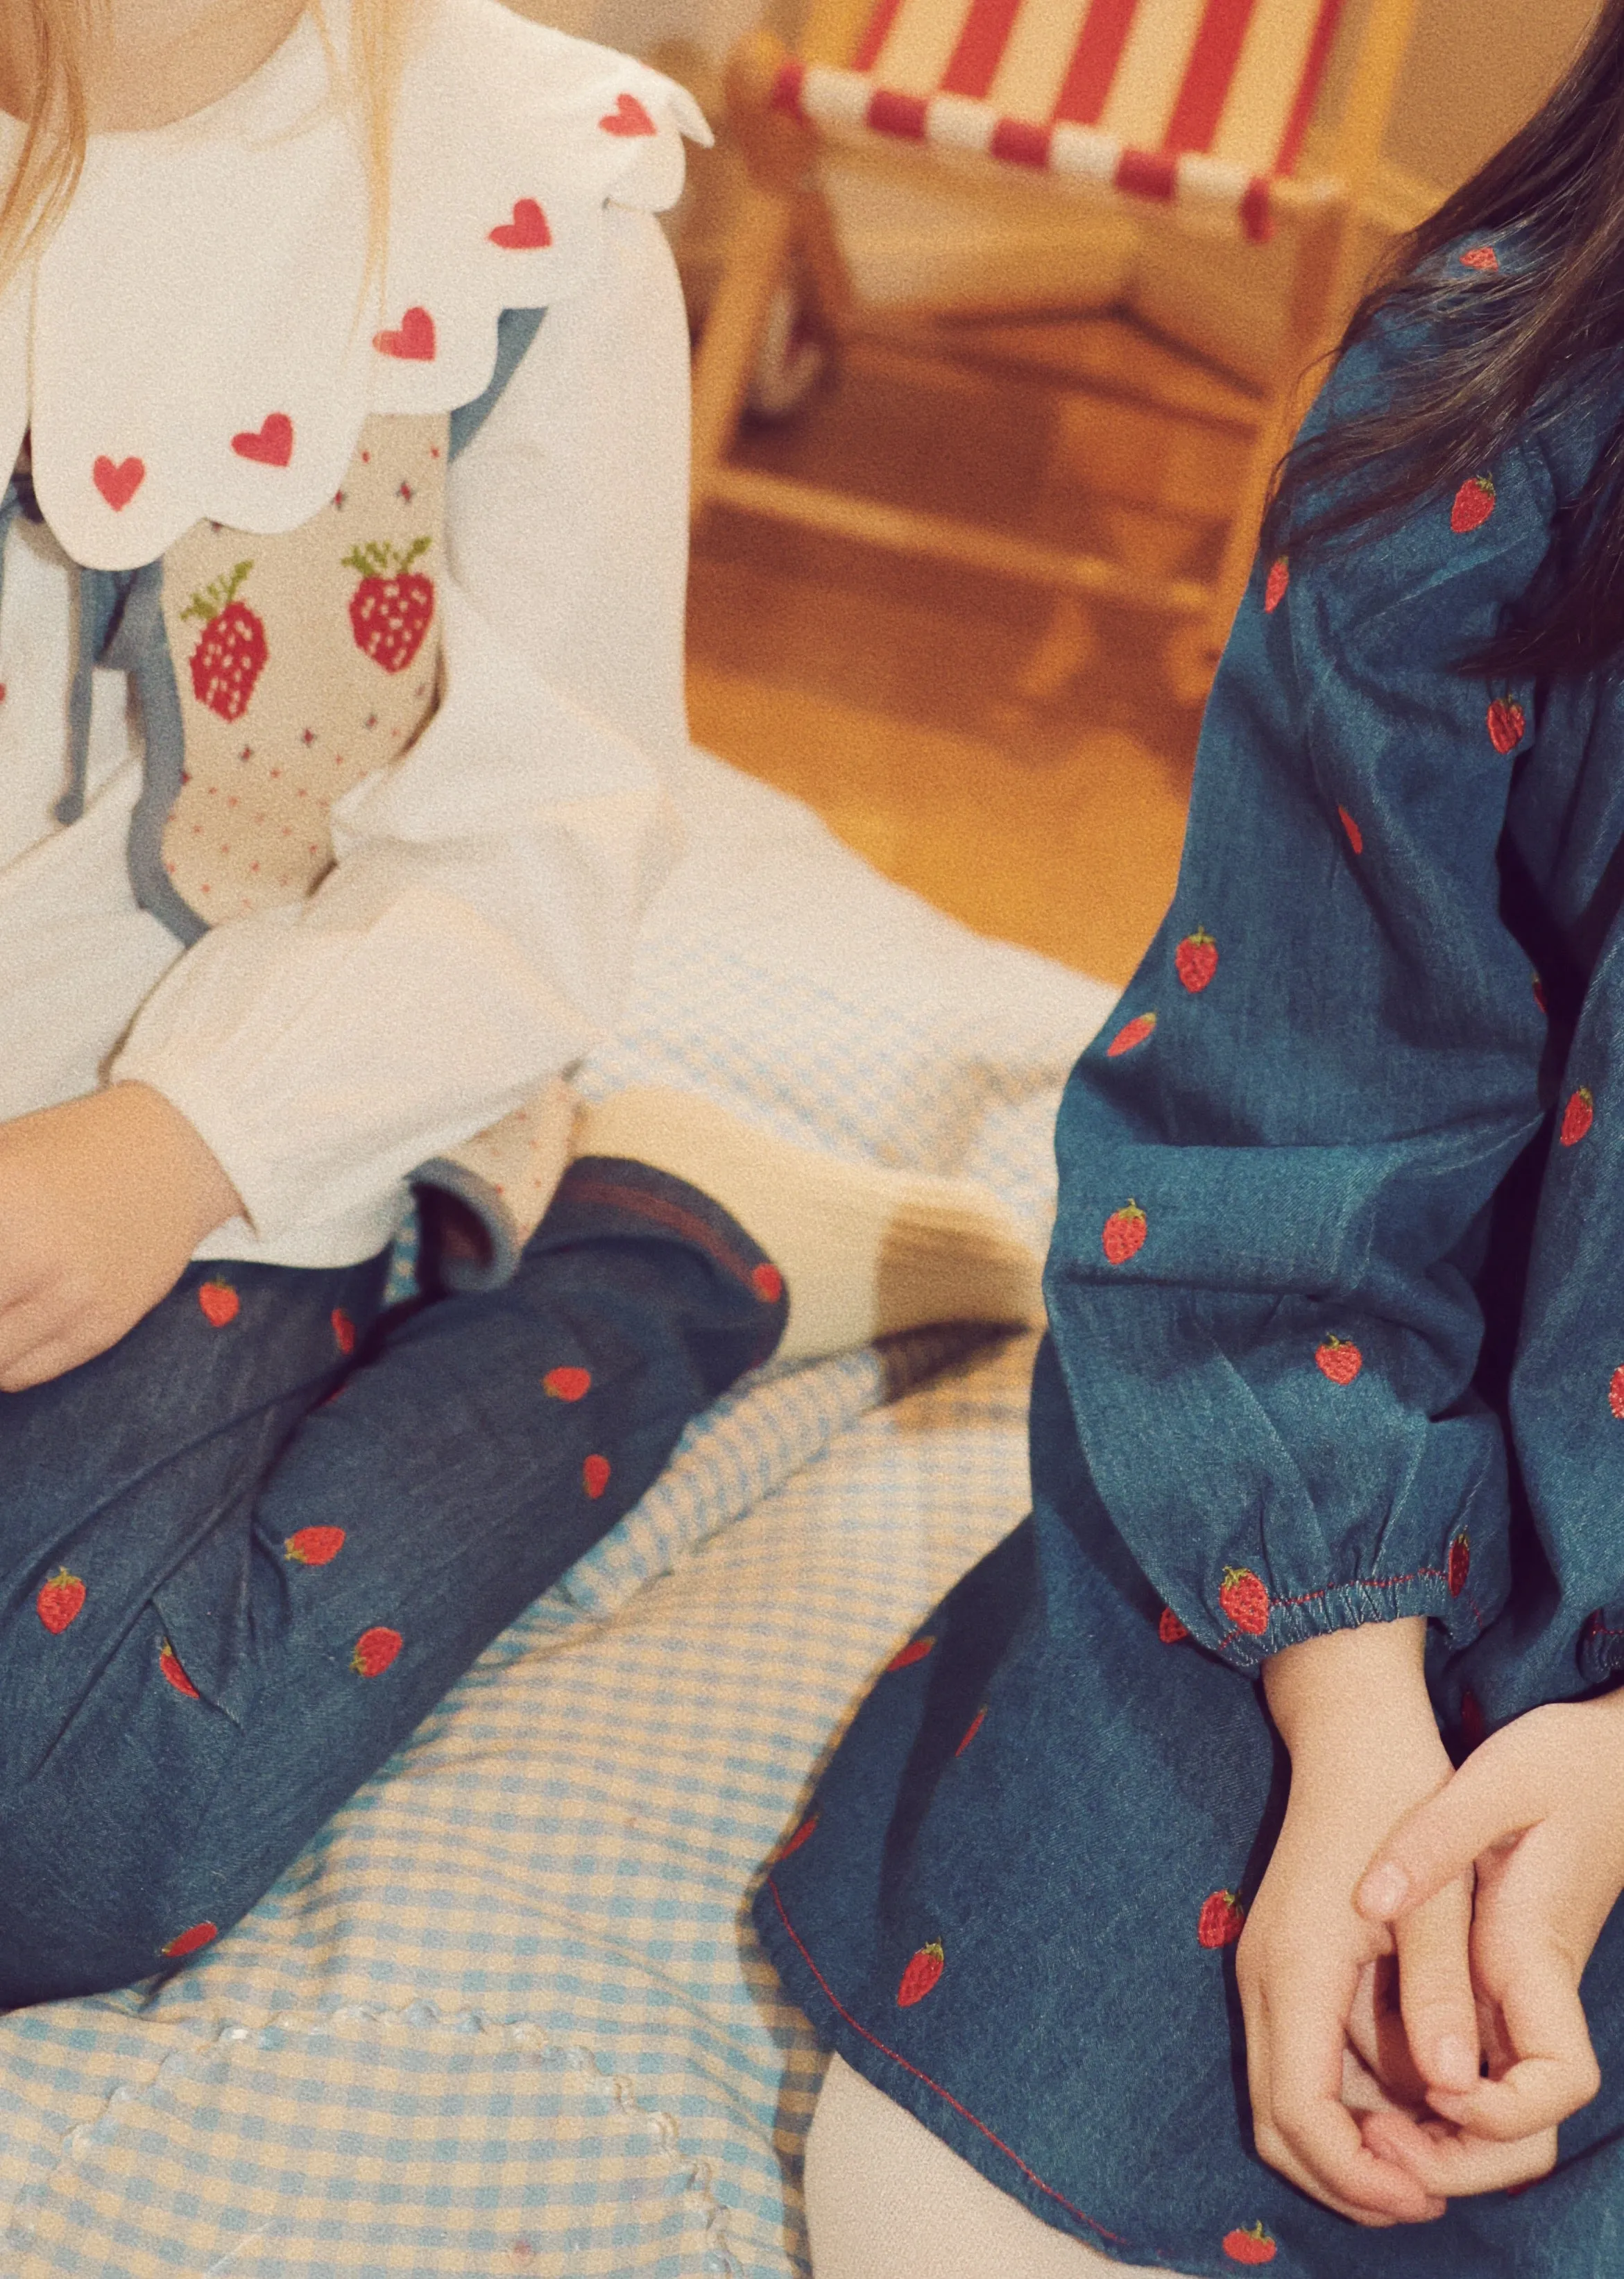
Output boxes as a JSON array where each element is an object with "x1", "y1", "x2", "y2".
[{"x1": 0, "y1": 0, "x2": 708, "y2": 1269}]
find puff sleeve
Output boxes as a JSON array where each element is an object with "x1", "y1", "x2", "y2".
[{"x1": 1041, "y1": 333, "x2": 1556, "y2": 1670}]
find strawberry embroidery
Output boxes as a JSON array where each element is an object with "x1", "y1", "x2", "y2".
[
  {"x1": 542, "y1": 1365, "x2": 592, "y2": 1401},
  {"x1": 1222, "y1": 2225, "x2": 1277, "y2": 2267},
  {"x1": 1102, "y1": 1200, "x2": 1147, "y2": 1264},
  {"x1": 582, "y1": 1453, "x2": 611, "y2": 1499},
  {"x1": 198, "y1": 1279, "x2": 240, "y2": 1328},
  {"x1": 1487, "y1": 697, "x2": 1526, "y2": 754},
  {"x1": 1459, "y1": 244, "x2": 1499, "y2": 272},
  {"x1": 159, "y1": 1639, "x2": 200, "y2": 1698},
  {"x1": 352, "y1": 1625, "x2": 402, "y2": 1677},
  {"x1": 955, "y1": 1706, "x2": 986, "y2": 1755},
  {"x1": 779, "y1": 1816, "x2": 818, "y2": 1859},
  {"x1": 1561, "y1": 1088, "x2": 1593, "y2": 1147},
  {"x1": 896, "y1": 1940, "x2": 944, "y2": 2006},
  {"x1": 1198, "y1": 1890, "x2": 1246, "y2": 1949},
  {"x1": 1460, "y1": 1688, "x2": 1486, "y2": 1750},
  {"x1": 1532, "y1": 971, "x2": 1547, "y2": 1013},
  {"x1": 1263, "y1": 558, "x2": 1289, "y2": 613},
  {"x1": 180, "y1": 563, "x2": 267, "y2": 722},
  {"x1": 331, "y1": 1308, "x2": 357, "y2": 1356},
  {"x1": 1451, "y1": 476, "x2": 1496, "y2": 534},
  {"x1": 1337, "y1": 805, "x2": 1363, "y2": 855},
  {"x1": 284, "y1": 1526, "x2": 345, "y2": 1566},
  {"x1": 343, "y1": 538, "x2": 436, "y2": 674},
  {"x1": 887, "y1": 1636, "x2": 935, "y2": 1673},
  {"x1": 1106, "y1": 1012, "x2": 1156, "y2": 1057},
  {"x1": 1175, "y1": 930, "x2": 1218, "y2": 993},
  {"x1": 489, "y1": 198, "x2": 552, "y2": 248},
  {"x1": 161, "y1": 1921, "x2": 218, "y2": 1959},
  {"x1": 1315, "y1": 1334, "x2": 1362, "y2": 1385},
  {"x1": 36, "y1": 1568, "x2": 85, "y2": 1634},
  {"x1": 1610, "y1": 1365, "x2": 1624, "y2": 1422},
  {"x1": 1448, "y1": 1531, "x2": 1471, "y2": 1598},
  {"x1": 1219, "y1": 1567, "x2": 1270, "y2": 1637},
  {"x1": 751, "y1": 1262, "x2": 785, "y2": 1303},
  {"x1": 1158, "y1": 1605, "x2": 1190, "y2": 1644}
]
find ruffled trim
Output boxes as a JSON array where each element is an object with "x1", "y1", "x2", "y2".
[{"x1": 0, "y1": 0, "x2": 708, "y2": 569}]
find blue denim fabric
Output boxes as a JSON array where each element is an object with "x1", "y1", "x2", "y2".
[
  {"x1": 755, "y1": 248, "x2": 1624, "y2": 2275},
  {"x1": 0, "y1": 1156, "x2": 784, "y2": 2006}
]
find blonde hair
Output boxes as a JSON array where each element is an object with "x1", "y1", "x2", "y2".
[{"x1": 0, "y1": 0, "x2": 408, "y2": 293}]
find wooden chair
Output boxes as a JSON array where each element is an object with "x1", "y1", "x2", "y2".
[{"x1": 690, "y1": 0, "x2": 1425, "y2": 685}]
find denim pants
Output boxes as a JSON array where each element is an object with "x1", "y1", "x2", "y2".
[{"x1": 0, "y1": 1155, "x2": 785, "y2": 2007}]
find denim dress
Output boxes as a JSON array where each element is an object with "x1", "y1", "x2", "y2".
[{"x1": 755, "y1": 250, "x2": 1624, "y2": 2278}]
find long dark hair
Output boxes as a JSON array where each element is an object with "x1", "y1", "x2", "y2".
[{"x1": 1264, "y1": 0, "x2": 1624, "y2": 681}]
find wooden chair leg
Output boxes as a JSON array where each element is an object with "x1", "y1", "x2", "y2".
[{"x1": 690, "y1": 181, "x2": 801, "y2": 518}]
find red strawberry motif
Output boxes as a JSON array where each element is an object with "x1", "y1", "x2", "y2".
[
  {"x1": 160, "y1": 1640, "x2": 200, "y2": 1698},
  {"x1": 373, "y1": 305, "x2": 436, "y2": 361},
  {"x1": 198, "y1": 1279, "x2": 240, "y2": 1327},
  {"x1": 1460, "y1": 1688, "x2": 1486, "y2": 1750},
  {"x1": 1460, "y1": 245, "x2": 1499, "y2": 271},
  {"x1": 600, "y1": 92, "x2": 656, "y2": 137},
  {"x1": 1532, "y1": 971, "x2": 1547, "y2": 1013},
  {"x1": 583, "y1": 1453, "x2": 611, "y2": 1499},
  {"x1": 37, "y1": 1568, "x2": 85, "y2": 1634},
  {"x1": 1263, "y1": 558, "x2": 1289, "y2": 613},
  {"x1": 1222, "y1": 2225, "x2": 1277, "y2": 2267},
  {"x1": 1106, "y1": 1012, "x2": 1156, "y2": 1057},
  {"x1": 180, "y1": 562, "x2": 268, "y2": 722},
  {"x1": 1102, "y1": 1200, "x2": 1147, "y2": 1264},
  {"x1": 1220, "y1": 1566, "x2": 1270, "y2": 1637},
  {"x1": 955, "y1": 1706, "x2": 987, "y2": 1755},
  {"x1": 1448, "y1": 1530, "x2": 1471, "y2": 1597},
  {"x1": 1612, "y1": 1365, "x2": 1624, "y2": 1422},
  {"x1": 1451, "y1": 476, "x2": 1496, "y2": 534},
  {"x1": 162, "y1": 1920, "x2": 219, "y2": 1959},
  {"x1": 344, "y1": 538, "x2": 436, "y2": 674},
  {"x1": 779, "y1": 1815, "x2": 818, "y2": 1859},
  {"x1": 1175, "y1": 930, "x2": 1218, "y2": 993},
  {"x1": 352, "y1": 1625, "x2": 402, "y2": 1677},
  {"x1": 284, "y1": 1526, "x2": 345, "y2": 1567},
  {"x1": 231, "y1": 413, "x2": 294, "y2": 467},
  {"x1": 896, "y1": 1940, "x2": 944, "y2": 2006},
  {"x1": 543, "y1": 1365, "x2": 592, "y2": 1401},
  {"x1": 93, "y1": 454, "x2": 145, "y2": 511},
  {"x1": 1315, "y1": 1334, "x2": 1362, "y2": 1386},
  {"x1": 1487, "y1": 697, "x2": 1526, "y2": 753},
  {"x1": 1198, "y1": 1890, "x2": 1246, "y2": 1949},
  {"x1": 1561, "y1": 1088, "x2": 1593, "y2": 1147},
  {"x1": 887, "y1": 1636, "x2": 935, "y2": 1673},
  {"x1": 489, "y1": 198, "x2": 552, "y2": 248},
  {"x1": 1159, "y1": 1605, "x2": 1190, "y2": 1644},
  {"x1": 752, "y1": 1262, "x2": 785, "y2": 1303},
  {"x1": 1337, "y1": 805, "x2": 1363, "y2": 855},
  {"x1": 332, "y1": 1308, "x2": 357, "y2": 1356}
]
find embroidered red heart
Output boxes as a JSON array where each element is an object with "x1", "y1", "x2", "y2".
[
  {"x1": 489, "y1": 198, "x2": 552, "y2": 249},
  {"x1": 373, "y1": 307, "x2": 436, "y2": 361},
  {"x1": 232, "y1": 412, "x2": 294, "y2": 467},
  {"x1": 93, "y1": 455, "x2": 145, "y2": 511},
  {"x1": 599, "y1": 92, "x2": 656, "y2": 137}
]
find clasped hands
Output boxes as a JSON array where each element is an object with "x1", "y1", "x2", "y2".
[{"x1": 1240, "y1": 1615, "x2": 1624, "y2": 2226}]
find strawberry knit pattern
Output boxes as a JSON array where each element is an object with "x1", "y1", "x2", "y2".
[{"x1": 755, "y1": 240, "x2": 1624, "y2": 2279}]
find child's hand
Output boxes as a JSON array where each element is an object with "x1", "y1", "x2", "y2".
[
  {"x1": 0, "y1": 1084, "x2": 243, "y2": 1390},
  {"x1": 1352, "y1": 1693, "x2": 1624, "y2": 2199},
  {"x1": 1241, "y1": 1619, "x2": 1466, "y2": 2226}
]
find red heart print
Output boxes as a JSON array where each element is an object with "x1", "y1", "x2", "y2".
[
  {"x1": 599, "y1": 92, "x2": 656, "y2": 137},
  {"x1": 232, "y1": 412, "x2": 293, "y2": 467},
  {"x1": 93, "y1": 455, "x2": 145, "y2": 511},
  {"x1": 373, "y1": 306, "x2": 436, "y2": 361},
  {"x1": 490, "y1": 198, "x2": 552, "y2": 249}
]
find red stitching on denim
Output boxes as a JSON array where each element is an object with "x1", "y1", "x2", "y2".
[
  {"x1": 764, "y1": 1878, "x2": 1127, "y2": 2248},
  {"x1": 1215, "y1": 1563, "x2": 1485, "y2": 1655}
]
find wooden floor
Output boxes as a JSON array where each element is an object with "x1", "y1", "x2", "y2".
[{"x1": 685, "y1": 313, "x2": 1259, "y2": 987}]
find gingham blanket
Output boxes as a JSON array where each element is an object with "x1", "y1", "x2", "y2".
[{"x1": 0, "y1": 751, "x2": 1115, "y2": 2278}]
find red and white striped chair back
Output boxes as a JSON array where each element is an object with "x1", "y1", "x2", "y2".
[{"x1": 773, "y1": 0, "x2": 1349, "y2": 240}]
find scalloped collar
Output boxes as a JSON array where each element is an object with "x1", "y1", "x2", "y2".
[{"x1": 0, "y1": 0, "x2": 708, "y2": 569}]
